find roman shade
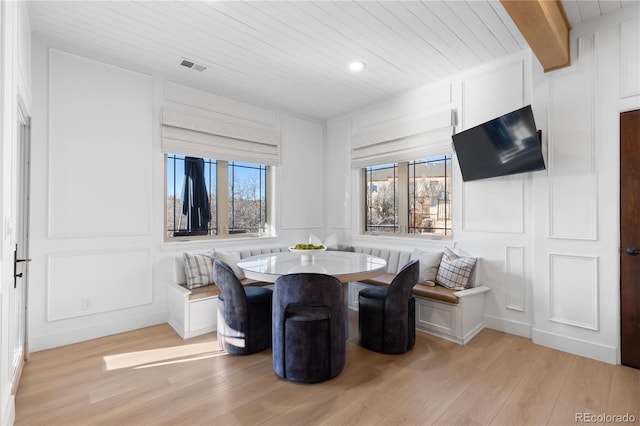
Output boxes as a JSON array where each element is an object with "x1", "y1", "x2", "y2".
[
  {"x1": 161, "y1": 105, "x2": 281, "y2": 165},
  {"x1": 351, "y1": 109, "x2": 456, "y2": 168}
]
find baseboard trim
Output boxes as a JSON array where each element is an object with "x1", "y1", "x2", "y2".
[
  {"x1": 182, "y1": 326, "x2": 216, "y2": 340},
  {"x1": 167, "y1": 319, "x2": 186, "y2": 339},
  {"x1": 416, "y1": 327, "x2": 463, "y2": 345},
  {"x1": 531, "y1": 328, "x2": 618, "y2": 365},
  {"x1": 29, "y1": 311, "x2": 167, "y2": 352},
  {"x1": 1, "y1": 395, "x2": 15, "y2": 426},
  {"x1": 485, "y1": 315, "x2": 532, "y2": 338},
  {"x1": 462, "y1": 322, "x2": 486, "y2": 344}
]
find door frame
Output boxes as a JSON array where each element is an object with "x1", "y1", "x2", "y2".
[{"x1": 11, "y1": 97, "x2": 30, "y2": 394}]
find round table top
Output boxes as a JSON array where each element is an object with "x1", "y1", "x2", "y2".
[{"x1": 237, "y1": 250, "x2": 387, "y2": 283}]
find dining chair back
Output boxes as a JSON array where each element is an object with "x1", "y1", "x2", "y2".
[
  {"x1": 358, "y1": 259, "x2": 419, "y2": 354},
  {"x1": 214, "y1": 260, "x2": 272, "y2": 355},
  {"x1": 273, "y1": 273, "x2": 345, "y2": 383}
]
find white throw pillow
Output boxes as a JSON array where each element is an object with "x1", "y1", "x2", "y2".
[
  {"x1": 183, "y1": 252, "x2": 215, "y2": 289},
  {"x1": 214, "y1": 251, "x2": 246, "y2": 280},
  {"x1": 411, "y1": 248, "x2": 443, "y2": 286},
  {"x1": 309, "y1": 233, "x2": 323, "y2": 246},
  {"x1": 308, "y1": 233, "x2": 338, "y2": 250},
  {"x1": 323, "y1": 233, "x2": 339, "y2": 250},
  {"x1": 436, "y1": 247, "x2": 476, "y2": 290}
]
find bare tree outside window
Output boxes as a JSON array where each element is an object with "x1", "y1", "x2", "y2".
[
  {"x1": 409, "y1": 156, "x2": 452, "y2": 236},
  {"x1": 166, "y1": 155, "x2": 268, "y2": 240},
  {"x1": 228, "y1": 162, "x2": 267, "y2": 234},
  {"x1": 365, "y1": 164, "x2": 398, "y2": 233},
  {"x1": 364, "y1": 155, "x2": 452, "y2": 238}
]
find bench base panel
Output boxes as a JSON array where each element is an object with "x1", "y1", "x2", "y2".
[
  {"x1": 349, "y1": 282, "x2": 488, "y2": 345},
  {"x1": 415, "y1": 296, "x2": 485, "y2": 345},
  {"x1": 167, "y1": 283, "x2": 218, "y2": 339}
]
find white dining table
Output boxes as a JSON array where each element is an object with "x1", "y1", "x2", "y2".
[
  {"x1": 237, "y1": 250, "x2": 387, "y2": 283},
  {"x1": 238, "y1": 250, "x2": 387, "y2": 338}
]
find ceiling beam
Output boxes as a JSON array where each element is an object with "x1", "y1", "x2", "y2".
[{"x1": 501, "y1": 0, "x2": 572, "y2": 72}]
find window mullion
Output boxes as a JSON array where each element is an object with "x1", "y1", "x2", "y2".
[
  {"x1": 218, "y1": 161, "x2": 229, "y2": 236},
  {"x1": 266, "y1": 166, "x2": 272, "y2": 233},
  {"x1": 398, "y1": 162, "x2": 409, "y2": 235},
  {"x1": 362, "y1": 168, "x2": 368, "y2": 233},
  {"x1": 171, "y1": 155, "x2": 176, "y2": 236}
]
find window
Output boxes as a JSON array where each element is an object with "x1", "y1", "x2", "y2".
[
  {"x1": 408, "y1": 156, "x2": 451, "y2": 236},
  {"x1": 364, "y1": 164, "x2": 398, "y2": 233},
  {"x1": 227, "y1": 162, "x2": 268, "y2": 235},
  {"x1": 166, "y1": 154, "x2": 269, "y2": 240},
  {"x1": 364, "y1": 155, "x2": 452, "y2": 238}
]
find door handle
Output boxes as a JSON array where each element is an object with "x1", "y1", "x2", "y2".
[
  {"x1": 13, "y1": 244, "x2": 32, "y2": 289},
  {"x1": 626, "y1": 247, "x2": 640, "y2": 256}
]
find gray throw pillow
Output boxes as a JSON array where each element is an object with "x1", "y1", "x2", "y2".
[
  {"x1": 183, "y1": 252, "x2": 215, "y2": 289},
  {"x1": 436, "y1": 247, "x2": 476, "y2": 291}
]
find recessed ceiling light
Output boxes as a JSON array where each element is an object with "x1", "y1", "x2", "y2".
[{"x1": 349, "y1": 61, "x2": 365, "y2": 72}]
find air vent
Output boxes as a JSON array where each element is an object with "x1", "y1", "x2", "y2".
[{"x1": 180, "y1": 58, "x2": 207, "y2": 72}]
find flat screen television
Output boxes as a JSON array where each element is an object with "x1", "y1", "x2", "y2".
[{"x1": 452, "y1": 105, "x2": 545, "y2": 182}]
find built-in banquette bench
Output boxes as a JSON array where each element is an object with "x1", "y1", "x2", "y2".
[
  {"x1": 167, "y1": 247, "x2": 288, "y2": 339},
  {"x1": 348, "y1": 246, "x2": 491, "y2": 345},
  {"x1": 168, "y1": 245, "x2": 490, "y2": 344}
]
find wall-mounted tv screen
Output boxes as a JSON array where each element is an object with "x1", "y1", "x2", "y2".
[{"x1": 452, "y1": 105, "x2": 545, "y2": 182}]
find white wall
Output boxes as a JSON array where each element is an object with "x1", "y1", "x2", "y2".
[
  {"x1": 325, "y1": 6, "x2": 639, "y2": 364},
  {"x1": 29, "y1": 35, "x2": 325, "y2": 352},
  {"x1": 23, "y1": 1, "x2": 640, "y2": 368},
  {"x1": 530, "y1": 8, "x2": 639, "y2": 364}
]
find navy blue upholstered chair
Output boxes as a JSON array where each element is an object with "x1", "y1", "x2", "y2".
[
  {"x1": 214, "y1": 260, "x2": 272, "y2": 355},
  {"x1": 273, "y1": 273, "x2": 345, "y2": 383},
  {"x1": 358, "y1": 259, "x2": 419, "y2": 354}
]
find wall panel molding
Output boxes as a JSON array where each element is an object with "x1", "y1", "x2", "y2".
[
  {"x1": 459, "y1": 58, "x2": 526, "y2": 234},
  {"x1": 506, "y1": 246, "x2": 525, "y2": 311},
  {"x1": 327, "y1": 117, "x2": 352, "y2": 229},
  {"x1": 462, "y1": 60, "x2": 524, "y2": 129},
  {"x1": 620, "y1": 17, "x2": 640, "y2": 98},
  {"x1": 549, "y1": 253, "x2": 599, "y2": 331},
  {"x1": 279, "y1": 116, "x2": 323, "y2": 229},
  {"x1": 548, "y1": 35, "x2": 598, "y2": 241},
  {"x1": 462, "y1": 176, "x2": 524, "y2": 233},
  {"x1": 48, "y1": 49, "x2": 153, "y2": 238},
  {"x1": 47, "y1": 248, "x2": 153, "y2": 321}
]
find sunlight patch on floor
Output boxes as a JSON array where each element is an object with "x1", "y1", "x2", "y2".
[
  {"x1": 133, "y1": 352, "x2": 227, "y2": 369},
  {"x1": 103, "y1": 341, "x2": 226, "y2": 370}
]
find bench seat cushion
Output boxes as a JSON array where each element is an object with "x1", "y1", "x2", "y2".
[
  {"x1": 182, "y1": 278, "x2": 270, "y2": 301},
  {"x1": 359, "y1": 273, "x2": 460, "y2": 305},
  {"x1": 359, "y1": 273, "x2": 396, "y2": 286},
  {"x1": 185, "y1": 284, "x2": 220, "y2": 300},
  {"x1": 412, "y1": 284, "x2": 459, "y2": 304}
]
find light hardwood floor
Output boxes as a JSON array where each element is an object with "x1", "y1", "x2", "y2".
[{"x1": 15, "y1": 312, "x2": 640, "y2": 426}]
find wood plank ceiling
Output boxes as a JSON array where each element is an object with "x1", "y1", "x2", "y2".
[{"x1": 28, "y1": 1, "x2": 636, "y2": 120}]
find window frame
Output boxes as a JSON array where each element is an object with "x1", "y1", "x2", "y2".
[
  {"x1": 361, "y1": 155, "x2": 452, "y2": 239},
  {"x1": 164, "y1": 154, "x2": 273, "y2": 242}
]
